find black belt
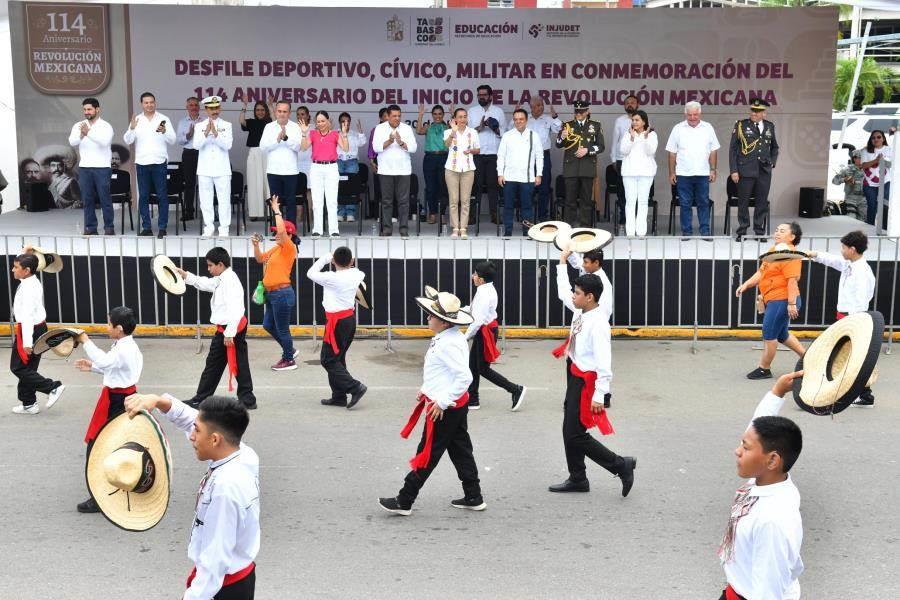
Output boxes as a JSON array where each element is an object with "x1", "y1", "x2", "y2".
[
  {"x1": 313, "y1": 160, "x2": 336, "y2": 165},
  {"x1": 425, "y1": 151, "x2": 448, "y2": 155}
]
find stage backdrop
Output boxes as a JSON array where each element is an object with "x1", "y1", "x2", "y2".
[{"x1": 10, "y1": 3, "x2": 838, "y2": 217}]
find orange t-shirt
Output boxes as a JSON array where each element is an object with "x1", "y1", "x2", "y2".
[
  {"x1": 262, "y1": 240, "x2": 297, "y2": 290},
  {"x1": 758, "y1": 246, "x2": 802, "y2": 302}
]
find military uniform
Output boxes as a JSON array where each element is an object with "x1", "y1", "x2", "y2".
[
  {"x1": 729, "y1": 99, "x2": 778, "y2": 238},
  {"x1": 556, "y1": 101, "x2": 605, "y2": 227}
]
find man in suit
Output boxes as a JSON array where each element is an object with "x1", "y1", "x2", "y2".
[
  {"x1": 557, "y1": 101, "x2": 604, "y2": 227},
  {"x1": 729, "y1": 98, "x2": 779, "y2": 240}
]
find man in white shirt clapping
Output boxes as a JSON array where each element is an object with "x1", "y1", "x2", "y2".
[
  {"x1": 69, "y1": 97, "x2": 115, "y2": 235},
  {"x1": 373, "y1": 104, "x2": 418, "y2": 238},
  {"x1": 469, "y1": 84, "x2": 506, "y2": 224},
  {"x1": 512, "y1": 97, "x2": 561, "y2": 221},
  {"x1": 497, "y1": 109, "x2": 543, "y2": 237}
]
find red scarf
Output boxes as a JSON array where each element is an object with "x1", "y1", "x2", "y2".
[
  {"x1": 186, "y1": 562, "x2": 255, "y2": 591},
  {"x1": 835, "y1": 311, "x2": 846, "y2": 321},
  {"x1": 480, "y1": 320, "x2": 501, "y2": 363},
  {"x1": 724, "y1": 584, "x2": 746, "y2": 600},
  {"x1": 323, "y1": 309, "x2": 354, "y2": 354},
  {"x1": 217, "y1": 316, "x2": 248, "y2": 392},
  {"x1": 400, "y1": 392, "x2": 469, "y2": 471},
  {"x1": 551, "y1": 336, "x2": 570, "y2": 359},
  {"x1": 85, "y1": 385, "x2": 137, "y2": 444},
  {"x1": 569, "y1": 362, "x2": 614, "y2": 435},
  {"x1": 14, "y1": 323, "x2": 30, "y2": 365}
]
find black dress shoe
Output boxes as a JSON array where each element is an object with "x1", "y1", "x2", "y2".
[
  {"x1": 82, "y1": 229, "x2": 98, "y2": 236},
  {"x1": 244, "y1": 402, "x2": 258, "y2": 411},
  {"x1": 321, "y1": 397, "x2": 348, "y2": 407},
  {"x1": 77, "y1": 497, "x2": 100, "y2": 513},
  {"x1": 746, "y1": 367, "x2": 773, "y2": 380},
  {"x1": 347, "y1": 384, "x2": 367, "y2": 410},
  {"x1": 548, "y1": 478, "x2": 590, "y2": 493},
  {"x1": 139, "y1": 229, "x2": 154, "y2": 237},
  {"x1": 104, "y1": 229, "x2": 115, "y2": 236},
  {"x1": 618, "y1": 457, "x2": 637, "y2": 497},
  {"x1": 157, "y1": 230, "x2": 167, "y2": 239}
]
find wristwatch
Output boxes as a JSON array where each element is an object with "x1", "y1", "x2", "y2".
[{"x1": 274, "y1": 212, "x2": 282, "y2": 217}]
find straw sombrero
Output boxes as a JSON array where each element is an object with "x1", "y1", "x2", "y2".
[
  {"x1": 554, "y1": 228, "x2": 613, "y2": 253},
  {"x1": 528, "y1": 221, "x2": 572, "y2": 243},
  {"x1": 86, "y1": 411, "x2": 172, "y2": 531},
  {"x1": 152, "y1": 255, "x2": 186, "y2": 296},
  {"x1": 792, "y1": 311, "x2": 884, "y2": 416},
  {"x1": 356, "y1": 281, "x2": 371, "y2": 310},
  {"x1": 31, "y1": 247, "x2": 64, "y2": 274},
  {"x1": 760, "y1": 243, "x2": 808, "y2": 263},
  {"x1": 33, "y1": 327, "x2": 84, "y2": 357},
  {"x1": 415, "y1": 288, "x2": 473, "y2": 326}
]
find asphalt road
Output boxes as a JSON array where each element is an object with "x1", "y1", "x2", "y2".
[{"x1": 1, "y1": 337, "x2": 897, "y2": 599}]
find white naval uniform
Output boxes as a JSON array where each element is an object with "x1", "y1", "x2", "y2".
[
  {"x1": 160, "y1": 395, "x2": 260, "y2": 600},
  {"x1": 193, "y1": 117, "x2": 233, "y2": 236}
]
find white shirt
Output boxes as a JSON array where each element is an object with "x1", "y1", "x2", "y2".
[
  {"x1": 463, "y1": 282, "x2": 498, "y2": 341},
  {"x1": 259, "y1": 121, "x2": 301, "y2": 175},
  {"x1": 13, "y1": 275, "x2": 46, "y2": 347},
  {"x1": 812, "y1": 252, "x2": 875, "y2": 314},
  {"x1": 860, "y1": 146, "x2": 892, "y2": 186},
  {"x1": 186, "y1": 267, "x2": 246, "y2": 337},
  {"x1": 555, "y1": 264, "x2": 612, "y2": 400},
  {"x1": 161, "y1": 396, "x2": 259, "y2": 600},
  {"x1": 665, "y1": 120, "x2": 720, "y2": 176},
  {"x1": 722, "y1": 391, "x2": 804, "y2": 600},
  {"x1": 467, "y1": 103, "x2": 506, "y2": 155},
  {"x1": 497, "y1": 128, "x2": 543, "y2": 183},
  {"x1": 68, "y1": 118, "x2": 114, "y2": 168},
  {"x1": 610, "y1": 113, "x2": 634, "y2": 162},
  {"x1": 509, "y1": 113, "x2": 562, "y2": 151},
  {"x1": 443, "y1": 127, "x2": 479, "y2": 173},
  {"x1": 176, "y1": 114, "x2": 203, "y2": 149},
  {"x1": 298, "y1": 144, "x2": 312, "y2": 177},
  {"x1": 421, "y1": 327, "x2": 473, "y2": 410},
  {"x1": 619, "y1": 130, "x2": 659, "y2": 177},
  {"x1": 193, "y1": 118, "x2": 233, "y2": 178},
  {"x1": 82, "y1": 335, "x2": 143, "y2": 388},
  {"x1": 372, "y1": 122, "x2": 418, "y2": 176},
  {"x1": 566, "y1": 254, "x2": 614, "y2": 320},
  {"x1": 123, "y1": 111, "x2": 176, "y2": 165},
  {"x1": 306, "y1": 254, "x2": 366, "y2": 312},
  {"x1": 337, "y1": 131, "x2": 367, "y2": 162}
]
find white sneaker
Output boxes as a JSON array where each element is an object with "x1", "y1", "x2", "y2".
[
  {"x1": 12, "y1": 403, "x2": 40, "y2": 415},
  {"x1": 46, "y1": 384, "x2": 66, "y2": 409},
  {"x1": 202, "y1": 227, "x2": 215, "y2": 238},
  {"x1": 218, "y1": 229, "x2": 229, "y2": 238},
  {"x1": 346, "y1": 215, "x2": 356, "y2": 222}
]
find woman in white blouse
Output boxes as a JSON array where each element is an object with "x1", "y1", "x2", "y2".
[
  {"x1": 443, "y1": 108, "x2": 480, "y2": 239},
  {"x1": 618, "y1": 110, "x2": 658, "y2": 237},
  {"x1": 336, "y1": 111, "x2": 367, "y2": 222},
  {"x1": 859, "y1": 129, "x2": 892, "y2": 228}
]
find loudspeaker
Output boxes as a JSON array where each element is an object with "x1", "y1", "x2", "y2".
[
  {"x1": 22, "y1": 182, "x2": 51, "y2": 212},
  {"x1": 798, "y1": 187, "x2": 824, "y2": 218}
]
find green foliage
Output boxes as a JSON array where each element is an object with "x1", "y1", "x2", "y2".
[{"x1": 833, "y1": 57, "x2": 898, "y2": 110}]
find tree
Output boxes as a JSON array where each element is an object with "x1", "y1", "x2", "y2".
[{"x1": 833, "y1": 57, "x2": 898, "y2": 110}]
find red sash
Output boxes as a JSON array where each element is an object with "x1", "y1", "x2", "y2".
[
  {"x1": 569, "y1": 362, "x2": 614, "y2": 435},
  {"x1": 724, "y1": 584, "x2": 746, "y2": 600},
  {"x1": 836, "y1": 311, "x2": 846, "y2": 321},
  {"x1": 14, "y1": 323, "x2": 30, "y2": 365},
  {"x1": 400, "y1": 392, "x2": 469, "y2": 471},
  {"x1": 217, "y1": 316, "x2": 248, "y2": 392},
  {"x1": 85, "y1": 385, "x2": 137, "y2": 444},
  {"x1": 186, "y1": 562, "x2": 255, "y2": 591},
  {"x1": 551, "y1": 336, "x2": 570, "y2": 359},
  {"x1": 480, "y1": 320, "x2": 501, "y2": 363},
  {"x1": 323, "y1": 309, "x2": 354, "y2": 355}
]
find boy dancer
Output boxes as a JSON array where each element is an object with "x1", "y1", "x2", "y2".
[
  {"x1": 564, "y1": 247, "x2": 613, "y2": 320},
  {"x1": 464, "y1": 260, "x2": 526, "y2": 411},
  {"x1": 176, "y1": 247, "x2": 256, "y2": 410},
  {"x1": 10, "y1": 249, "x2": 65, "y2": 414},
  {"x1": 807, "y1": 230, "x2": 877, "y2": 406},
  {"x1": 379, "y1": 289, "x2": 485, "y2": 515},
  {"x1": 307, "y1": 246, "x2": 367, "y2": 409},
  {"x1": 719, "y1": 372, "x2": 804, "y2": 599},
  {"x1": 74, "y1": 306, "x2": 143, "y2": 513},
  {"x1": 125, "y1": 393, "x2": 259, "y2": 600},
  {"x1": 550, "y1": 254, "x2": 636, "y2": 496}
]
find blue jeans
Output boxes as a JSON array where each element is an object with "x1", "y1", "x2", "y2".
[
  {"x1": 262, "y1": 287, "x2": 296, "y2": 360},
  {"x1": 267, "y1": 174, "x2": 298, "y2": 225},
  {"x1": 536, "y1": 150, "x2": 551, "y2": 220},
  {"x1": 337, "y1": 161, "x2": 359, "y2": 218},
  {"x1": 863, "y1": 182, "x2": 890, "y2": 228},
  {"x1": 502, "y1": 181, "x2": 534, "y2": 234},
  {"x1": 80, "y1": 167, "x2": 112, "y2": 232},
  {"x1": 676, "y1": 175, "x2": 710, "y2": 235},
  {"x1": 136, "y1": 163, "x2": 169, "y2": 231},
  {"x1": 422, "y1": 152, "x2": 448, "y2": 214}
]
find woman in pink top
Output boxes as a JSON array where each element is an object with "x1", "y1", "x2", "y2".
[{"x1": 301, "y1": 110, "x2": 349, "y2": 237}]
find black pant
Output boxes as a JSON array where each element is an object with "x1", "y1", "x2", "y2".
[
  {"x1": 563, "y1": 362, "x2": 623, "y2": 481},
  {"x1": 422, "y1": 152, "x2": 448, "y2": 214},
  {"x1": 191, "y1": 327, "x2": 256, "y2": 407},
  {"x1": 564, "y1": 176, "x2": 595, "y2": 227},
  {"x1": 398, "y1": 405, "x2": 481, "y2": 506},
  {"x1": 379, "y1": 174, "x2": 410, "y2": 234},
  {"x1": 181, "y1": 149, "x2": 199, "y2": 219},
  {"x1": 11, "y1": 323, "x2": 59, "y2": 405},
  {"x1": 473, "y1": 154, "x2": 499, "y2": 217},
  {"x1": 321, "y1": 316, "x2": 361, "y2": 399},
  {"x1": 614, "y1": 160, "x2": 625, "y2": 225},
  {"x1": 215, "y1": 569, "x2": 255, "y2": 599},
  {"x1": 468, "y1": 327, "x2": 517, "y2": 400},
  {"x1": 736, "y1": 168, "x2": 771, "y2": 235}
]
